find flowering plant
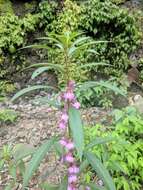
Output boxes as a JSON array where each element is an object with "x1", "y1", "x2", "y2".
[{"x1": 11, "y1": 31, "x2": 126, "y2": 190}]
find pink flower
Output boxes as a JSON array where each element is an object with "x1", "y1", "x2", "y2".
[
  {"x1": 59, "y1": 122, "x2": 66, "y2": 130},
  {"x1": 67, "y1": 185, "x2": 73, "y2": 190},
  {"x1": 61, "y1": 113, "x2": 68, "y2": 122},
  {"x1": 65, "y1": 153, "x2": 74, "y2": 163},
  {"x1": 66, "y1": 142, "x2": 74, "y2": 150},
  {"x1": 63, "y1": 92, "x2": 75, "y2": 101},
  {"x1": 68, "y1": 175, "x2": 77, "y2": 183},
  {"x1": 72, "y1": 102, "x2": 80, "y2": 109},
  {"x1": 68, "y1": 165, "x2": 79, "y2": 174},
  {"x1": 59, "y1": 138, "x2": 67, "y2": 147}
]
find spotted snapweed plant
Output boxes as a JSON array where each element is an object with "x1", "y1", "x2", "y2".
[{"x1": 11, "y1": 31, "x2": 126, "y2": 190}]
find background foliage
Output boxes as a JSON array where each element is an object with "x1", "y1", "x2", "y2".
[
  {"x1": 0, "y1": 0, "x2": 142, "y2": 109},
  {"x1": 84, "y1": 107, "x2": 143, "y2": 190}
]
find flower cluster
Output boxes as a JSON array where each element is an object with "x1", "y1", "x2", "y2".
[{"x1": 58, "y1": 81, "x2": 81, "y2": 190}]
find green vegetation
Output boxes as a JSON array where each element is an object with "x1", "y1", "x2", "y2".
[
  {"x1": 0, "y1": 0, "x2": 13, "y2": 15},
  {"x1": 0, "y1": 0, "x2": 143, "y2": 189},
  {"x1": 0, "y1": 109, "x2": 18, "y2": 125},
  {"x1": 84, "y1": 107, "x2": 143, "y2": 190}
]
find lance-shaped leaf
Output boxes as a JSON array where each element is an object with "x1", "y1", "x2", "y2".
[
  {"x1": 11, "y1": 85, "x2": 55, "y2": 102},
  {"x1": 24, "y1": 63, "x2": 64, "y2": 72},
  {"x1": 12, "y1": 144, "x2": 35, "y2": 162},
  {"x1": 79, "y1": 159, "x2": 89, "y2": 174},
  {"x1": 23, "y1": 137, "x2": 56, "y2": 189},
  {"x1": 86, "y1": 136, "x2": 115, "y2": 149},
  {"x1": 85, "y1": 152, "x2": 116, "y2": 190},
  {"x1": 31, "y1": 66, "x2": 61, "y2": 79},
  {"x1": 77, "y1": 81, "x2": 126, "y2": 97},
  {"x1": 39, "y1": 183, "x2": 58, "y2": 190},
  {"x1": 86, "y1": 49, "x2": 99, "y2": 55},
  {"x1": 71, "y1": 36, "x2": 91, "y2": 47},
  {"x1": 19, "y1": 44, "x2": 49, "y2": 50},
  {"x1": 68, "y1": 41, "x2": 108, "y2": 57},
  {"x1": 69, "y1": 107, "x2": 84, "y2": 160}
]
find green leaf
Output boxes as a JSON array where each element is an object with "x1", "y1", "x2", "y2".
[
  {"x1": 79, "y1": 159, "x2": 89, "y2": 174},
  {"x1": 85, "y1": 152, "x2": 116, "y2": 190},
  {"x1": 12, "y1": 144, "x2": 35, "y2": 162},
  {"x1": 39, "y1": 182, "x2": 58, "y2": 190},
  {"x1": 4, "y1": 183, "x2": 14, "y2": 190},
  {"x1": 54, "y1": 141, "x2": 64, "y2": 156},
  {"x1": 86, "y1": 136, "x2": 115, "y2": 149},
  {"x1": 11, "y1": 85, "x2": 55, "y2": 102},
  {"x1": 24, "y1": 63, "x2": 63, "y2": 70},
  {"x1": 19, "y1": 44, "x2": 49, "y2": 50},
  {"x1": 18, "y1": 160, "x2": 26, "y2": 177},
  {"x1": 68, "y1": 41, "x2": 108, "y2": 57},
  {"x1": 31, "y1": 67, "x2": 50, "y2": 79},
  {"x1": 69, "y1": 107, "x2": 84, "y2": 160},
  {"x1": 58, "y1": 177, "x2": 68, "y2": 190},
  {"x1": 22, "y1": 137, "x2": 56, "y2": 189},
  {"x1": 86, "y1": 49, "x2": 99, "y2": 55},
  {"x1": 31, "y1": 65, "x2": 63, "y2": 79},
  {"x1": 78, "y1": 81, "x2": 126, "y2": 97},
  {"x1": 72, "y1": 36, "x2": 91, "y2": 47},
  {"x1": 9, "y1": 164, "x2": 17, "y2": 181}
]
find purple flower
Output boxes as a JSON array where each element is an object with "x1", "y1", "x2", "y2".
[
  {"x1": 67, "y1": 185, "x2": 73, "y2": 190},
  {"x1": 72, "y1": 101, "x2": 80, "y2": 109},
  {"x1": 65, "y1": 153, "x2": 74, "y2": 163},
  {"x1": 59, "y1": 138, "x2": 67, "y2": 147},
  {"x1": 68, "y1": 175, "x2": 77, "y2": 183},
  {"x1": 68, "y1": 165, "x2": 79, "y2": 174},
  {"x1": 63, "y1": 92, "x2": 75, "y2": 101},
  {"x1": 61, "y1": 113, "x2": 69, "y2": 122},
  {"x1": 59, "y1": 121, "x2": 66, "y2": 130},
  {"x1": 66, "y1": 142, "x2": 74, "y2": 150},
  {"x1": 85, "y1": 186, "x2": 91, "y2": 190}
]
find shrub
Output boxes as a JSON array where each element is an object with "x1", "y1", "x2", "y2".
[
  {"x1": 38, "y1": 0, "x2": 58, "y2": 32},
  {"x1": 51, "y1": 0, "x2": 81, "y2": 33},
  {"x1": 84, "y1": 108, "x2": 143, "y2": 190},
  {"x1": 0, "y1": 13, "x2": 40, "y2": 78},
  {"x1": 80, "y1": 0, "x2": 141, "y2": 76},
  {"x1": 0, "y1": 0, "x2": 13, "y2": 15},
  {"x1": 0, "y1": 81, "x2": 15, "y2": 95}
]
